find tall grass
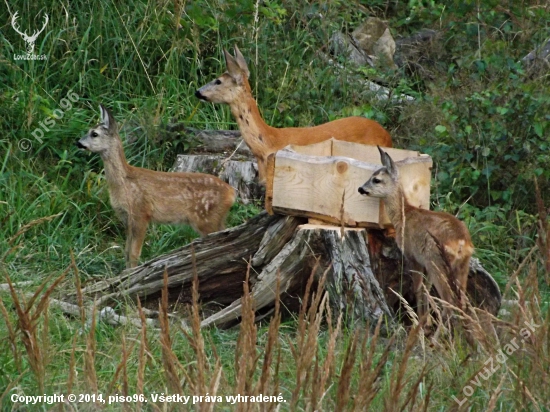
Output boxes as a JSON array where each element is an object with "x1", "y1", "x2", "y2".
[
  {"x1": 1, "y1": 0, "x2": 392, "y2": 283},
  {"x1": 1, "y1": 0, "x2": 549, "y2": 410},
  {"x1": 1, "y1": 252, "x2": 548, "y2": 410}
]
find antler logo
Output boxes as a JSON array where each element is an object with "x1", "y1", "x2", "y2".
[{"x1": 11, "y1": 11, "x2": 49, "y2": 55}]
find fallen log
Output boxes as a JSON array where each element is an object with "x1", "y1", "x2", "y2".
[
  {"x1": 73, "y1": 212, "x2": 501, "y2": 329},
  {"x1": 164, "y1": 125, "x2": 249, "y2": 155},
  {"x1": 0, "y1": 283, "x2": 157, "y2": 328}
]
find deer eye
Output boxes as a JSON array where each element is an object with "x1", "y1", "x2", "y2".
[
  {"x1": 91, "y1": 131, "x2": 99, "y2": 138},
  {"x1": 214, "y1": 79, "x2": 222, "y2": 85},
  {"x1": 372, "y1": 177, "x2": 381, "y2": 184}
]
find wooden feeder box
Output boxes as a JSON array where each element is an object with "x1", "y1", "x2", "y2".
[{"x1": 265, "y1": 139, "x2": 432, "y2": 228}]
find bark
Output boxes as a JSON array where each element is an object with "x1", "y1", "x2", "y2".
[
  {"x1": 173, "y1": 154, "x2": 262, "y2": 203},
  {"x1": 72, "y1": 212, "x2": 501, "y2": 329},
  {"x1": 167, "y1": 126, "x2": 263, "y2": 203}
]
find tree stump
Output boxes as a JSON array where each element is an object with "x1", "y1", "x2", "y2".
[
  {"x1": 77, "y1": 212, "x2": 501, "y2": 329},
  {"x1": 173, "y1": 154, "x2": 262, "y2": 204},
  {"x1": 166, "y1": 126, "x2": 263, "y2": 204}
]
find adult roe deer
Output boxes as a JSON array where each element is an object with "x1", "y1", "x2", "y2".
[
  {"x1": 77, "y1": 105, "x2": 236, "y2": 268},
  {"x1": 196, "y1": 46, "x2": 393, "y2": 183},
  {"x1": 358, "y1": 147, "x2": 473, "y2": 321}
]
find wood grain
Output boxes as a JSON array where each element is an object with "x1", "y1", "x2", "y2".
[{"x1": 269, "y1": 142, "x2": 432, "y2": 227}]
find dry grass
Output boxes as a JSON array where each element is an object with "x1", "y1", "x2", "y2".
[
  {"x1": 534, "y1": 177, "x2": 550, "y2": 284},
  {"x1": 1, "y1": 254, "x2": 549, "y2": 411}
]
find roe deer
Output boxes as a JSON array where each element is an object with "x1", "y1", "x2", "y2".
[
  {"x1": 196, "y1": 45, "x2": 393, "y2": 183},
  {"x1": 77, "y1": 105, "x2": 236, "y2": 268},
  {"x1": 358, "y1": 147, "x2": 473, "y2": 321}
]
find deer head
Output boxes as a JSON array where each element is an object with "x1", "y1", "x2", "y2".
[
  {"x1": 358, "y1": 146, "x2": 400, "y2": 198},
  {"x1": 195, "y1": 45, "x2": 251, "y2": 104}
]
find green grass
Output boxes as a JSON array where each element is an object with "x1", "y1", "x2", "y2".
[{"x1": 1, "y1": 0, "x2": 550, "y2": 410}]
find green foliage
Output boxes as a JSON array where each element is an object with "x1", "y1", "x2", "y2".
[
  {"x1": 428, "y1": 79, "x2": 549, "y2": 208},
  {"x1": 397, "y1": 1, "x2": 550, "y2": 214},
  {"x1": 1, "y1": 0, "x2": 550, "y2": 409}
]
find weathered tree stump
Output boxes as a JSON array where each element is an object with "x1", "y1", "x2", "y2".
[
  {"x1": 77, "y1": 212, "x2": 501, "y2": 329},
  {"x1": 166, "y1": 126, "x2": 263, "y2": 203},
  {"x1": 174, "y1": 154, "x2": 261, "y2": 204}
]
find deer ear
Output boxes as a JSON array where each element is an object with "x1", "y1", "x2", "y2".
[
  {"x1": 99, "y1": 104, "x2": 116, "y2": 131},
  {"x1": 233, "y1": 45, "x2": 250, "y2": 78},
  {"x1": 378, "y1": 146, "x2": 398, "y2": 177},
  {"x1": 224, "y1": 49, "x2": 243, "y2": 84}
]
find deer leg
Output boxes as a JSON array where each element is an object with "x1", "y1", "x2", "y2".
[
  {"x1": 427, "y1": 263, "x2": 456, "y2": 322},
  {"x1": 453, "y1": 256, "x2": 475, "y2": 345},
  {"x1": 194, "y1": 219, "x2": 215, "y2": 237},
  {"x1": 125, "y1": 218, "x2": 149, "y2": 268},
  {"x1": 410, "y1": 267, "x2": 425, "y2": 321},
  {"x1": 257, "y1": 158, "x2": 266, "y2": 184},
  {"x1": 123, "y1": 217, "x2": 133, "y2": 268},
  {"x1": 453, "y1": 256, "x2": 471, "y2": 312},
  {"x1": 406, "y1": 258, "x2": 427, "y2": 322}
]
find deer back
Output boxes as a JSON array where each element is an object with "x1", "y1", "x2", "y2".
[{"x1": 126, "y1": 167, "x2": 235, "y2": 234}]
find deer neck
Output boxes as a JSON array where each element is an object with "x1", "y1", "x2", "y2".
[
  {"x1": 230, "y1": 80, "x2": 275, "y2": 160},
  {"x1": 100, "y1": 140, "x2": 129, "y2": 189}
]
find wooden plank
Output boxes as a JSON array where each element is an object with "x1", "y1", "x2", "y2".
[
  {"x1": 270, "y1": 145, "x2": 432, "y2": 227},
  {"x1": 331, "y1": 139, "x2": 421, "y2": 164},
  {"x1": 307, "y1": 218, "x2": 330, "y2": 226},
  {"x1": 271, "y1": 150, "x2": 380, "y2": 225},
  {"x1": 299, "y1": 223, "x2": 366, "y2": 232},
  {"x1": 272, "y1": 205, "x2": 384, "y2": 229},
  {"x1": 287, "y1": 139, "x2": 333, "y2": 157},
  {"x1": 288, "y1": 139, "x2": 421, "y2": 163},
  {"x1": 265, "y1": 153, "x2": 276, "y2": 214}
]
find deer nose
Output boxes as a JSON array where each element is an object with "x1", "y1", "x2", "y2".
[
  {"x1": 358, "y1": 186, "x2": 368, "y2": 196},
  {"x1": 195, "y1": 89, "x2": 205, "y2": 100},
  {"x1": 76, "y1": 140, "x2": 86, "y2": 149}
]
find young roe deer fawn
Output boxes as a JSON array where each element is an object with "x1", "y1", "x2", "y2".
[
  {"x1": 77, "y1": 105, "x2": 236, "y2": 268},
  {"x1": 358, "y1": 147, "x2": 473, "y2": 321},
  {"x1": 196, "y1": 46, "x2": 393, "y2": 183}
]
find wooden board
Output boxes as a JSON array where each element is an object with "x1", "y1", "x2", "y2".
[
  {"x1": 288, "y1": 139, "x2": 420, "y2": 163},
  {"x1": 266, "y1": 140, "x2": 432, "y2": 227}
]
